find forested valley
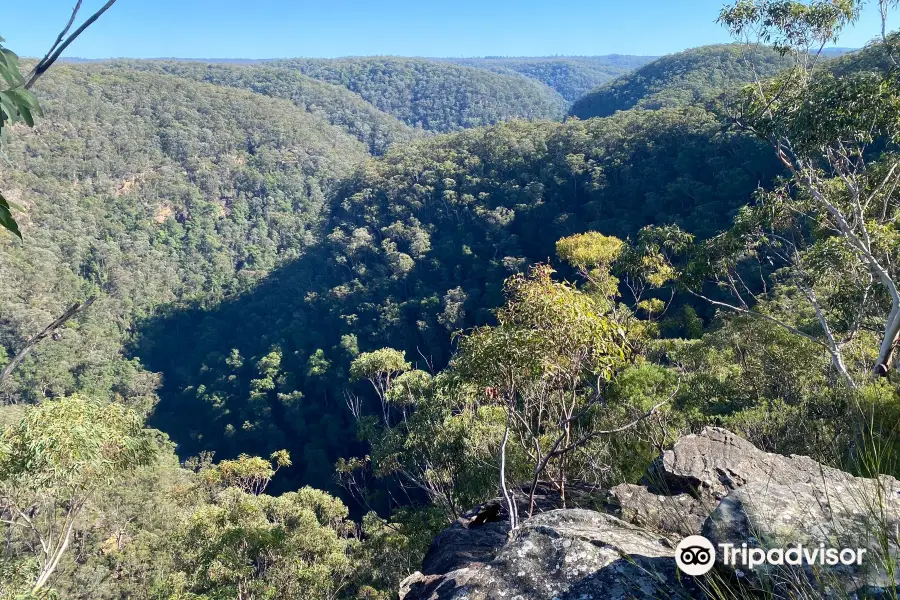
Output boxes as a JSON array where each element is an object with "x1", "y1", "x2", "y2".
[{"x1": 2, "y1": 2, "x2": 900, "y2": 598}]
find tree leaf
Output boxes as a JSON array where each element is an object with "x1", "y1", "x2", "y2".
[
  {"x1": 17, "y1": 102, "x2": 33, "y2": 127},
  {"x1": 0, "y1": 191, "x2": 22, "y2": 239}
]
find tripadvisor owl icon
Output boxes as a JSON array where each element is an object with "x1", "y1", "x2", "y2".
[{"x1": 675, "y1": 535, "x2": 716, "y2": 576}]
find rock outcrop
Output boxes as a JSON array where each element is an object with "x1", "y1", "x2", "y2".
[
  {"x1": 401, "y1": 509, "x2": 701, "y2": 600},
  {"x1": 401, "y1": 427, "x2": 900, "y2": 600}
]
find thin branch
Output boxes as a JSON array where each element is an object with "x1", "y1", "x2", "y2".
[
  {"x1": 25, "y1": 1, "x2": 118, "y2": 90},
  {"x1": 686, "y1": 288, "x2": 829, "y2": 349},
  {"x1": 29, "y1": 1, "x2": 83, "y2": 80},
  {"x1": 549, "y1": 395, "x2": 675, "y2": 459},
  {"x1": 0, "y1": 297, "x2": 95, "y2": 386}
]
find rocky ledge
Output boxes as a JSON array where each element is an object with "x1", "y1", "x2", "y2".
[{"x1": 400, "y1": 427, "x2": 900, "y2": 600}]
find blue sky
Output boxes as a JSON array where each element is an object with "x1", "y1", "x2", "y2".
[{"x1": 5, "y1": 0, "x2": 898, "y2": 59}]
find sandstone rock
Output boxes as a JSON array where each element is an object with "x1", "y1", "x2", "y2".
[
  {"x1": 418, "y1": 484, "x2": 603, "y2": 576},
  {"x1": 402, "y1": 427, "x2": 900, "y2": 599},
  {"x1": 637, "y1": 427, "x2": 900, "y2": 594},
  {"x1": 607, "y1": 482, "x2": 710, "y2": 538},
  {"x1": 401, "y1": 509, "x2": 700, "y2": 600},
  {"x1": 703, "y1": 477, "x2": 900, "y2": 593},
  {"x1": 655, "y1": 427, "x2": 858, "y2": 497}
]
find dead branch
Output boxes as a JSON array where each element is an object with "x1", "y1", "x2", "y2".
[
  {"x1": 25, "y1": 1, "x2": 118, "y2": 90},
  {"x1": 0, "y1": 298, "x2": 95, "y2": 386}
]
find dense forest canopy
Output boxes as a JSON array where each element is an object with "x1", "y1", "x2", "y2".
[
  {"x1": 2, "y1": 3, "x2": 900, "y2": 596},
  {"x1": 111, "y1": 60, "x2": 423, "y2": 155},
  {"x1": 0, "y1": 51, "x2": 782, "y2": 495},
  {"x1": 273, "y1": 57, "x2": 569, "y2": 131},
  {"x1": 569, "y1": 44, "x2": 794, "y2": 119},
  {"x1": 0, "y1": 63, "x2": 369, "y2": 412},
  {"x1": 444, "y1": 55, "x2": 657, "y2": 103},
  {"x1": 137, "y1": 107, "x2": 781, "y2": 494}
]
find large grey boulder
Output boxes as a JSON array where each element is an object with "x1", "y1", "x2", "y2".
[
  {"x1": 618, "y1": 427, "x2": 900, "y2": 594},
  {"x1": 703, "y1": 472, "x2": 900, "y2": 593},
  {"x1": 400, "y1": 509, "x2": 701, "y2": 600},
  {"x1": 656, "y1": 427, "x2": 860, "y2": 496},
  {"x1": 401, "y1": 427, "x2": 900, "y2": 599}
]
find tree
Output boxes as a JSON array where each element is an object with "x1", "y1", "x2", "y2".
[
  {"x1": 349, "y1": 348, "x2": 411, "y2": 426},
  {"x1": 453, "y1": 265, "x2": 634, "y2": 526},
  {"x1": 686, "y1": 0, "x2": 900, "y2": 386},
  {"x1": 0, "y1": 395, "x2": 156, "y2": 594},
  {"x1": 339, "y1": 368, "x2": 502, "y2": 520},
  {"x1": 199, "y1": 450, "x2": 292, "y2": 496},
  {"x1": 555, "y1": 231, "x2": 625, "y2": 307},
  {"x1": 170, "y1": 453, "x2": 356, "y2": 600}
]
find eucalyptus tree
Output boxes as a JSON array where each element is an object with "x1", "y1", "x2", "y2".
[
  {"x1": 170, "y1": 484, "x2": 357, "y2": 600},
  {"x1": 198, "y1": 450, "x2": 292, "y2": 496},
  {"x1": 342, "y1": 347, "x2": 500, "y2": 519},
  {"x1": 0, "y1": 396, "x2": 156, "y2": 594},
  {"x1": 348, "y1": 348, "x2": 412, "y2": 427},
  {"x1": 452, "y1": 265, "x2": 636, "y2": 526},
  {"x1": 642, "y1": 0, "x2": 900, "y2": 387},
  {"x1": 341, "y1": 265, "x2": 675, "y2": 530}
]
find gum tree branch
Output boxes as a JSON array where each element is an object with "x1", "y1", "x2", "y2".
[
  {"x1": 25, "y1": 0, "x2": 118, "y2": 90},
  {"x1": 0, "y1": 298, "x2": 95, "y2": 386}
]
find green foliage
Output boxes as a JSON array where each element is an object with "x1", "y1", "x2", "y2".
[
  {"x1": 348, "y1": 265, "x2": 638, "y2": 525},
  {"x1": 114, "y1": 60, "x2": 422, "y2": 155},
  {"x1": 684, "y1": 6, "x2": 900, "y2": 383},
  {"x1": 0, "y1": 37, "x2": 42, "y2": 239},
  {"x1": 570, "y1": 44, "x2": 793, "y2": 119},
  {"x1": 350, "y1": 349, "x2": 411, "y2": 387},
  {"x1": 447, "y1": 55, "x2": 656, "y2": 103},
  {"x1": 166, "y1": 486, "x2": 356, "y2": 600},
  {"x1": 0, "y1": 396, "x2": 157, "y2": 594},
  {"x1": 735, "y1": 68, "x2": 900, "y2": 156},
  {"x1": 50, "y1": 440, "x2": 195, "y2": 600},
  {"x1": 0, "y1": 395, "x2": 156, "y2": 494},
  {"x1": 384, "y1": 370, "x2": 432, "y2": 407},
  {"x1": 339, "y1": 369, "x2": 504, "y2": 518},
  {"x1": 718, "y1": 0, "x2": 858, "y2": 58},
  {"x1": 6, "y1": 17, "x2": 900, "y2": 599},
  {"x1": 555, "y1": 231, "x2": 624, "y2": 270},
  {"x1": 354, "y1": 507, "x2": 446, "y2": 597},
  {"x1": 829, "y1": 31, "x2": 900, "y2": 77},
  {"x1": 199, "y1": 451, "x2": 292, "y2": 495},
  {"x1": 455, "y1": 264, "x2": 629, "y2": 389},
  {"x1": 136, "y1": 106, "x2": 780, "y2": 491},
  {"x1": 556, "y1": 232, "x2": 625, "y2": 303},
  {"x1": 275, "y1": 57, "x2": 568, "y2": 131},
  {"x1": 0, "y1": 61, "x2": 369, "y2": 410}
]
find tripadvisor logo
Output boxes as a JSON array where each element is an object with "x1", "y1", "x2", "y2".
[
  {"x1": 675, "y1": 535, "x2": 716, "y2": 576},
  {"x1": 674, "y1": 535, "x2": 868, "y2": 576}
]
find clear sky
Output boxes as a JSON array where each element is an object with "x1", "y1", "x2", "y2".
[{"x1": 5, "y1": 0, "x2": 898, "y2": 60}]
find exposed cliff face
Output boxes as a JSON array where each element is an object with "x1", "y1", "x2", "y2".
[{"x1": 401, "y1": 428, "x2": 900, "y2": 600}]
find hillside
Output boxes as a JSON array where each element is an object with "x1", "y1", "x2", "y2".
[
  {"x1": 446, "y1": 55, "x2": 656, "y2": 103},
  {"x1": 569, "y1": 44, "x2": 793, "y2": 119},
  {"x1": 4, "y1": 8, "x2": 900, "y2": 597},
  {"x1": 274, "y1": 57, "x2": 568, "y2": 131},
  {"x1": 136, "y1": 107, "x2": 782, "y2": 492},
  {"x1": 3, "y1": 59, "x2": 787, "y2": 495},
  {"x1": 828, "y1": 33, "x2": 897, "y2": 76},
  {"x1": 0, "y1": 62, "x2": 369, "y2": 414},
  {"x1": 114, "y1": 60, "x2": 423, "y2": 154}
]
